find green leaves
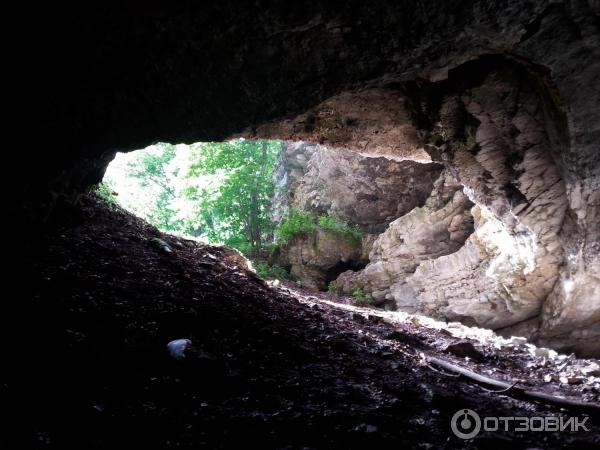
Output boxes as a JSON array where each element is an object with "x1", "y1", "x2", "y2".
[
  {"x1": 94, "y1": 182, "x2": 118, "y2": 206},
  {"x1": 327, "y1": 281, "x2": 341, "y2": 296},
  {"x1": 275, "y1": 210, "x2": 362, "y2": 246},
  {"x1": 317, "y1": 214, "x2": 362, "y2": 244},
  {"x1": 275, "y1": 210, "x2": 316, "y2": 245},
  {"x1": 103, "y1": 139, "x2": 281, "y2": 250},
  {"x1": 352, "y1": 287, "x2": 374, "y2": 305},
  {"x1": 185, "y1": 139, "x2": 282, "y2": 254},
  {"x1": 253, "y1": 262, "x2": 289, "y2": 280}
]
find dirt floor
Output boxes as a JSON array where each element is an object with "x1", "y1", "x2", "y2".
[{"x1": 2, "y1": 194, "x2": 599, "y2": 449}]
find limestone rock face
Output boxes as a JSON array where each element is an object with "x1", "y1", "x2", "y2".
[
  {"x1": 538, "y1": 262, "x2": 600, "y2": 358},
  {"x1": 534, "y1": 181, "x2": 600, "y2": 357},
  {"x1": 273, "y1": 142, "x2": 444, "y2": 290},
  {"x1": 396, "y1": 204, "x2": 548, "y2": 328},
  {"x1": 271, "y1": 142, "x2": 318, "y2": 224},
  {"x1": 331, "y1": 61, "x2": 599, "y2": 356},
  {"x1": 282, "y1": 229, "x2": 364, "y2": 290},
  {"x1": 250, "y1": 88, "x2": 431, "y2": 161},
  {"x1": 334, "y1": 171, "x2": 474, "y2": 306},
  {"x1": 344, "y1": 64, "x2": 587, "y2": 344},
  {"x1": 290, "y1": 145, "x2": 443, "y2": 233},
  {"x1": 428, "y1": 65, "x2": 598, "y2": 354}
]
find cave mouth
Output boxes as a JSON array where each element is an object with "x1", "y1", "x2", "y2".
[
  {"x1": 101, "y1": 139, "x2": 284, "y2": 251},
  {"x1": 101, "y1": 138, "x2": 378, "y2": 287},
  {"x1": 325, "y1": 259, "x2": 368, "y2": 287},
  {"x1": 9, "y1": 3, "x2": 600, "y2": 447}
]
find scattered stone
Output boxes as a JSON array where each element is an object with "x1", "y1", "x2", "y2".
[
  {"x1": 530, "y1": 346, "x2": 558, "y2": 360},
  {"x1": 559, "y1": 376, "x2": 585, "y2": 385},
  {"x1": 167, "y1": 339, "x2": 192, "y2": 360},
  {"x1": 150, "y1": 237, "x2": 173, "y2": 253},
  {"x1": 410, "y1": 316, "x2": 421, "y2": 327},
  {"x1": 580, "y1": 362, "x2": 600, "y2": 377},
  {"x1": 507, "y1": 336, "x2": 528, "y2": 348}
]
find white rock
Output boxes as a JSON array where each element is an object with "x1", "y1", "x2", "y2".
[
  {"x1": 167, "y1": 338, "x2": 192, "y2": 360},
  {"x1": 580, "y1": 362, "x2": 600, "y2": 377},
  {"x1": 508, "y1": 336, "x2": 528, "y2": 347}
]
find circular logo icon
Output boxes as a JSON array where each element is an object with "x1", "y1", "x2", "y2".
[{"x1": 451, "y1": 409, "x2": 481, "y2": 439}]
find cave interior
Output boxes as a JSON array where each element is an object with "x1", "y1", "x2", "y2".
[{"x1": 4, "y1": 1, "x2": 600, "y2": 448}]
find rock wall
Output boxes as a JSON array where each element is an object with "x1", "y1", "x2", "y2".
[
  {"x1": 271, "y1": 142, "x2": 318, "y2": 224},
  {"x1": 248, "y1": 88, "x2": 431, "y2": 161},
  {"x1": 284, "y1": 229, "x2": 364, "y2": 290},
  {"x1": 293, "y1": 147, "x2": 443, "y2": 234},
  {"x1": 272, "y1": 60, "x2": 599, "y2": 355},
  {"x1": 273, "y1": 141, "x2": 444, "y2": 289},
  {"x1": 272, "y1": 142, "x2": 443, "y2": 233},
  {"x1": 334, "y1": 171, "x2": 474, "y2": 307},
  {"x1": 428, "y1": 62, "x2": 599, "y2": 356}
]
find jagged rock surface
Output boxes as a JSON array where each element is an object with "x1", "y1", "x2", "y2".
[
  {"x1": 334, "y1": 171, "x2": 474, "y2": 307},
  {"x1": 332, "y1": 59, "x2": 598, "y2": 356},
  {"x1": 248, "y1": 88, "x2": 431, "y2": 161},
  {"x1": 273, "y1": 142, "x2": 444, "y2": 290},
  {"x1": 429, "y1": 64, "x2": 599, "y2": 356},
  {"x1": 271, "y1": 142, "x2": 318, "y2": 224},
  {"x1": 271, "y1": 63, "x2": 599, "y2": 355},
  {"x1": 274, "y1": 142, "x2": 443, "y2": 233},
  {"x1": 282, "y1": 229, "x2": 364, "y2": 290}
]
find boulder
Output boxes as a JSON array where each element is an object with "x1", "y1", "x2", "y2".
[{"x1": 281, "y1": 229, "x2": 364, "y2": 290}]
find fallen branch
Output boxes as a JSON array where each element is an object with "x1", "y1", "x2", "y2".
[
  {"x1": 425, "y1": 362, "x2": 460, "y2": 377},
  {"x1": 480, "y1": 380, "x2": 520, "y2": 394},
  {"x1": 426, "y1": 356, "x2": 600, "y2": 415}
]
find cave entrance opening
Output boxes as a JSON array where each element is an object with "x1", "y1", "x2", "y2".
[
  {"x1": 99, "y1": 138, "x2": 373, "y2": 286},
  {"x1": 99, "y1": 139, "x2": 283, "y2": 258},
  {"x1": 324, "y1": 260, "x2": 368, "y2": 287}
]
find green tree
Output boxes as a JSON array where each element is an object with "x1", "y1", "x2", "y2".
[
  {"x1": 124, "y1": 142, "x2": 181, "y2": 232},
  {"x1": 128, "y1": 142, "x2": 177, "y2": 195},
  {"x1": 187, "y1": 139, "x2": 281, "y2": 254}
]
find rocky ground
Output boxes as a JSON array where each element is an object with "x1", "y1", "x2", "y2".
[{"x1": 2, "y1": 194, "x2": 599, "y2": 449}]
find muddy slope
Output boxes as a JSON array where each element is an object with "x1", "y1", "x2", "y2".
[{"x1": 2, "y1": 195, "x2": 598, "y2": 449}]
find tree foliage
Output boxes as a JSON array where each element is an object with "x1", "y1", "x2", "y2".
[
  {"x1": 103, "y1": 139, "x2": 281, "y2": 256},
  {"x1": 352, "y1": 286, "x2": 374, "y2": 305},
  {"x1": 185, "y1": 139, "x2": 281, "y2": 254},
  {"x1": 253, "y1": 261, "x2": 290, "y2": 280},
  {"x1": 124, "y1": 142, "x2": 182, "y2": 231},
  {"x1": 317, "y1": 214, "x2": 362, "y2": 245}
]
